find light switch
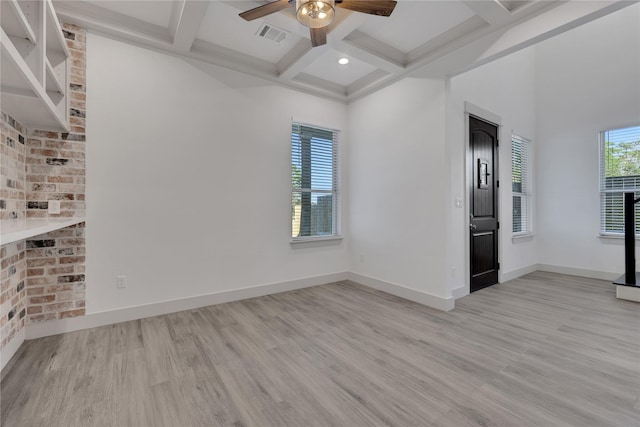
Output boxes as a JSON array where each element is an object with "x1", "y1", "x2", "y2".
[{"x1": 455, "y1": 197, "x2": 463, "y2": 208}]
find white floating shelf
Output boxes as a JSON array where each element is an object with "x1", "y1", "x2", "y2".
[
  {"x1": 45, "y1": 57, "x2": 64, "y2": 94},
  {"x1": 1, "y1": 0, "x2": 37, "y2": 44},
  {"x1": 0, "y1": 217, "x2": 85, "y2": 245},
  {"x1": 45, "y1": 0, "x2": 69, "y2": 58},
  {"x1": 1, "y1": 0, "x2": 70, "y2": 131}
]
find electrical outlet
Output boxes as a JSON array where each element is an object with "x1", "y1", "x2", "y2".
[
  {"x1": 116, "y1": 276, "x2": 127, "y2": 289},
  {"x1": 48, "y1": 200, "x2": 61, "y2": 214}
]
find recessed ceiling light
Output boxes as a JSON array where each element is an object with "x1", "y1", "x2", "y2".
[{"x1": 338, "y1": 57, "x2": 349, "y2": 65}]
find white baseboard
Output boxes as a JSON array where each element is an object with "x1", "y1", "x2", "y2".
[
  {"x1": 501, "y1": 264, "x2": 539, "y2": 283},
  {"x1": 26, "y1": 272, "x2": 349, "y2": 340},
  {"x1": 1, "y1": 327, "x2": 25, "y2": 373},
  {"x1": 348, "y1": 272, "x2": 455, "y2": 311},
  {"x1": 536, "y1": 264, "x2": 619, "y2": 281},
  {"x1": 616, "y1": 285, "x2": 640, "y2": 302},
  {"x1": 451, "y1": 286, "x2": 467, "y2": 299}
]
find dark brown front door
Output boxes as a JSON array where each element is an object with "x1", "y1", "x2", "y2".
[{"x1": 469, "y1": 116, "x2": 499, "y2": 293}]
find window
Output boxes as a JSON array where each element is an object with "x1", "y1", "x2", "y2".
[
  {"x1": 291, "y1": 123, "x2": 339, "y2": 239},
  {"x1": 599, "y1": 125, "x2": 640, "y2": 236},
  {"x1": 512, "y1": 134, "x2": 532, "y2": 235}
]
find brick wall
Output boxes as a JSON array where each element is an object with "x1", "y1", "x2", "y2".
[
  {"x1": 25, "y1": 224, "x2": 85, "y2": 322},
  {"x1": 0, "y1": 114, "x2": 26, "y2": 220},
  {"x1": 0, "y1": 242, "x2": 26, "y2": 349},
  {"x1": 0, "y1": 114, "x2": 28, "y2": 352},
  {"x1": 26, "y1": 24, "x2": 86, "y2": 221},
  {"x1": 24, "y1": 23, "x2": 87, "y2": 324},
  {"x1": 0, "y1": 23, "x2": 87, "y2": 353}
]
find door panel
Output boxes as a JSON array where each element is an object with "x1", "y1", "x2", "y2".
[{"x1": 469, "y1": 116, "x2": 499, "y2": 292}]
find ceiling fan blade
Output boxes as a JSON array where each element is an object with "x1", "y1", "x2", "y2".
[
  {"x1": 310, "y1": 27, "x2": 327, "y2": 47},
  {"x1": 336, "y1": 0, "x2": 397, "y2": 17},
  {"x1": 239, "y1": 0, "x2": 291, "y2": 21}
]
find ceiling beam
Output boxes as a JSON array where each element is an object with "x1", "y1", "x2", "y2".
[
  {"x1": 169, "y1": 0, "x2": 210, "y2": 52},
  {"x1": 277, "y1": 41, "x2": 326, "y2": 80},
  {"x1": 462, "y1": 0, "x2": 511, "y2": 25},
  {"x1": 54, "y1": 1, "x2": 172, "y2": 44},
  {"x1": 338, "y1": 30, "x2": 405, "y2": 73}
]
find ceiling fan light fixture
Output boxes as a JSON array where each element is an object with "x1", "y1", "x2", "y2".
[{"x1": 296, "y1": 0, "x2": 335, "y2": 28}]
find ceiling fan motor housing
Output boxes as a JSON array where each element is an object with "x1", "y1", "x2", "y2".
[{"x1": 296, "y1": 0, "x2": 336, "y2": 28}]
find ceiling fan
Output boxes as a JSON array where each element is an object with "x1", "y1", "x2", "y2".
[{"x1": 239, "y1": 0, "x2": 397, "y2": 47}]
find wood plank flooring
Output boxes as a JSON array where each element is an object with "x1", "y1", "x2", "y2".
[{"x1": 1, "y1": 271, "x2": 639, "y2": 426}]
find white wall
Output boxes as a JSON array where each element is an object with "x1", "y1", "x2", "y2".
[
  {"x1": 348, "y1": 78, "x2": 449, "y2": 304},
  {"x1": 84, "y1": 4, "x2": 639, "y2": 317},
  {"x1": 446, "y1": 47, "x2": 538, "y2": 295},
  {"x1": 535, "y1": 4, "x2": 640, "y2": 277},
  {"x1": 86, "y1": 34, "x2": 349, "y2": 314}
]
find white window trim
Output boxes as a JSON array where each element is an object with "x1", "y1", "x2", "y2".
[
  {"x1": 290, "y1": 121, "x2": 340, "y2": 242},
  {"x1": 290, "y1": 235, "x2": 344, "y2": 245},
  {"x1": 598, "y1": 233, "x2": 640, "y2": 241},
  {"x1": 598, "y1": 125, "x2": 640, "y2": 237},
  {"x1": 511, "y1": 134, "x2": 533, "y2": 237}
]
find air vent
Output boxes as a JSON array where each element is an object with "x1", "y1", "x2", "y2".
[{"x1": 256, "y1": 23, "x2": 289, "y2": 43}]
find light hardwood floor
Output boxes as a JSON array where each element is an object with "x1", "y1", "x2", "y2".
[{"x1": 1, "y1": 272, "x2": 639, "y2": 426}]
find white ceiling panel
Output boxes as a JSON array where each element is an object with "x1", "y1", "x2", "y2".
[
  {"x1": 357, "y1": 1, "x2": 476, "y2": 53},
  {"x1": 90, "y1": 0, "x2": 173, "y2": 28},
  {"x1": 302, "y1": 48, "x2": 378, "y2": 87},
  {"x1": 196, "y1": 2, "x2": 303, "y2": 64}
]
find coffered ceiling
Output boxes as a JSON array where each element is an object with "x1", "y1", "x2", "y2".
[{"x1": 52, "y1": 0, "x2": 633, "y2": 101}]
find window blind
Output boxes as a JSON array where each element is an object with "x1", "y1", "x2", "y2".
[
  {"x1": 512, "y1": 134, "x2": 532, "y2": 234},
  {"x1": 599, "y1": 126, "x2": 640, "y2": 235},
  {"x1": 291, "y1": 123, "x2": 339, "y2": 239}
]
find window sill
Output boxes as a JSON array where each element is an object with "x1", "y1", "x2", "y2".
[
  {"x1": 599, "y1": 233, "x2": 640, "y2": 241},
  {"x1": 512, "y1": 232, "x2": 534, "y2": 241},
  {"x1": 290, "y1": 235, "x2": 343, "y2": 245}
]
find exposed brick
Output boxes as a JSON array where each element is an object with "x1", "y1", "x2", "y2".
[
  {"x1": 47, "y1": 266, "x2": 75, "y2": 275},
  {"x1": 60, "y1": 309, "x2": 85, "y2": 319},
  {"x1": 57, "y1": 274, "x2": 85, "y2": 283},
  {"x1": 59, "y1": 256, "x2": 85, "y2": 265},
  {"x1": 26, "y1": 240, "x2": 56, "y2": 248},
  {"x1": 46, "y1": 158, "x2": 70, "y2": 166},
  {"x1": 70, "y1": 109, "x2": 85, "y2": 118},
  {"x1": 30, "y1": 148, "x2": 58, "y2": 157},
  {"x1": 43, "y1": 302, "x2": 74, "y2": 312},
  {"x1": 59, "y1": 239, "x2": 85, "y2": 246},
  {"x1": 27, "y1": 201, "x2": 48, "y2": 210},
  {"x1": 31, "y1": 183, "x2": 57, "y2": 192},
  {"x1": 47, "y1": 176, "x2": 74, "y2": 183},
  {"x1": 27, "y1": 257, "x2": 56, "y2": 267},
  {"x1": 31, "y1": 130, "x2": 59, "y2": 139},
  {"x1": 27, "y1": 306, "x2": 42, "y2": 314},
  {"x1": 30, "y1": 295, "x2": 55, "y2": 304},
  {"x1": 26, "y1": 277, "x2": 57, "y2": 286},
  {"x1": 28, "y1": 313, "x2": 57, "y2": 323},
  {"x1": 60, "y1": 133, "x2": 85, "y2": 141},
  {"x1": 27, "y1": 268, "x2": 45, "y2": 277}
]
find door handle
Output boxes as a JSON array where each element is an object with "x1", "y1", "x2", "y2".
[{"x1": 470, "y1": 224, "x2": 477, "y2": 230}]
